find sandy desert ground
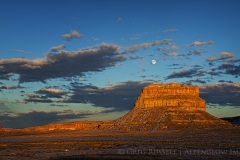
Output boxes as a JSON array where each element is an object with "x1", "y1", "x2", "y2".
[{"x1": 0, "y1": 128, "x2": 240, "y2": 160}]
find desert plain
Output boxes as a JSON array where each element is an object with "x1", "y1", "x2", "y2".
[{"x1": 0, "y1": 127, "x2": 240, "y2": 160}]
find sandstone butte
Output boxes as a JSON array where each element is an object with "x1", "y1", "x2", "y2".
[{"x1": 0, "y1": 83, "x2": 235, "y2": 133}]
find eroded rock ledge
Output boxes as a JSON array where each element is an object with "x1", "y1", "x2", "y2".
[{"x1": 134, "y1": 83, "x2": 206, "y2": 111}]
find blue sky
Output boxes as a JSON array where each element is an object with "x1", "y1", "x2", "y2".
[{"x1": 0, "y1": 0, "x2": 240, "y2": 128}]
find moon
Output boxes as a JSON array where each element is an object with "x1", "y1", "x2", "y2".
[{"x1": 151, "y1": 60, "x2": 157, "y2": 64}]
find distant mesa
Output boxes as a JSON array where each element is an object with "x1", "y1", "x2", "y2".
[
  {"x1": 221, "y1": 116, "x2": 240, "y2": 126},
  {"x1": 1, "y1": 83, "x2": 236, "y2": 133}
]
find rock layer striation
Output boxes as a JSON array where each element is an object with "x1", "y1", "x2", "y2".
[{"x1": 134, "y1": 83, "x2": 206, "y2": 111}]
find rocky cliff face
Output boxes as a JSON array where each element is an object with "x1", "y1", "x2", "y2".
[{"x1": 134, "y1": 83, "x2": 206, "y2": 111}]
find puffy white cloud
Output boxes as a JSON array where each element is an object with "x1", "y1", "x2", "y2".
[
  {"x1": 220, "y1": 51, "x2": 234, "y2": 59},
  {"x1": 207, "y1": 52, "x2": 235, "y2": 62}
]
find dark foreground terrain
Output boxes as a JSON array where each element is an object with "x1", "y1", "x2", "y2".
[{"x1": 0, "y1": 128, "x2": 240, "y2": 160}]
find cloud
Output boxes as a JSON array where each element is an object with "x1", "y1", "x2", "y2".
[
  {"x1": 167, "y1": 63, "x2": 183, "y2": 70},
  {"x1": 117, "y1": 17, "x2": 123, "y2": 23},
  {"x1": 160, "y1": 39, "x2": 172, "y2": 45},
  {"x1": 129, "y1": 56, "x2": 144, "y2": 60},
  {"x1": 24, "y1": 93, "x2": 53, "y2": 103},
  {"x1": 189, "y1": 49, "x2": 206, "y2": 55},
  {"x1": 208, "y1": 70, "x2": 221, "y2": 76},
  {"x1": 131, "y1": 34, "x2": 141, "y2": 40},
  {"x1": 220, "y1": 51, "x2": 234, "y2": 59},
  {"x1": 157, "y1": 47, "x2": 168, "y2": 52},
  {"x1": 11, "y1": 49, "x2": 24, "y2": 53},
  {"x1": 186, "y1": 79, "x2": 207, "y2": 85},
  {"x1": 187, "y1": 40, "x2": 214, "y2": 46},
  {"x1": 165, "y1": 52, "x2": 179, "y2": 57},
  {"x1": 0, "y1": 102, "x2": 11, "y2": 112},
  {"x1": 163, "y1": 28, "x2": 178, "y2": 33},
  {"x1": 170, "y1": 44, "x2": 179, "y2": 50},
  {"x1": 164, "y1": 52, "x2": 185, "y2": 57},
  {"x1": 124, "y1": 40, "x2": 161, "y2": 53},
  {"x1": 36, "y1": 88, "x2": 65, "y2": 98},
  {"x1": 228, "y1": 58, "x2": 240, "y2": 63},
  {"x1": 0, "y1": 73, "x2": 13, "y2": 80},
  {"x1": 66, "y1": 80, "x2": 155, "y2": 111},
  {"x1": 165, "y1": 69, "x2": 205, "y2": 80},
  {"x1": 192, "y1": 65, "x2": 203, "y2": 69},
  {"x1": 207, "y1": 56, "x2": 218, "y2": 62},
  {"x1": 50, "y1": 103, "x2": 68, "y2": 107},
  {"x1": 156, "y1": 39, "x2": 180, "y2": 55},
  {"x1": 169, "y1": 63, "x2": 180, "y2": 66},
  {"x1": 194, "y1": 50, "x2": 201, "y2": 55},
  {"x1": 15, "y1": 100, "x2": 27, "y2": 104},
  {"x1": 62, "y1": 30, "x2": 84, "y2": 41},
  {"x1": 218, "y1": 80, "x2": 233, "y2": 83},
  {"x1": 0, "y1": 110, "x2": 92, "y2": 128},
  {"x1": 207, "y1": 52, "x2": 235, "y2": 62},
  {"x1": 1, "y1": 84, "x2": 22, "y2": 89},
  {"x1": 50, "y1": 44, "x2": 65, "y2": 52},
  {"x1": 218, "y1": 63, "x2": 240, "y2": 76},
  {"x1": 0, "y1": 43, "x2": 125, "y2": 83},
  {"x1": 199, "y1": 82, "x2": 240, "y2": 106}
]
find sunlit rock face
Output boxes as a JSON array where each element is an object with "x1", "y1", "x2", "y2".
[
  {"x1": 134, "y1": 83, "x2": 206, "y2": 111},
  {"x1": 114, "y1": 83, "x2": 232, "y2": 130}
]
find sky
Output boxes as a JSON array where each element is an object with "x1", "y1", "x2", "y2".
[{"x1": 0, "y1": 0, "x2": 240, "y2": 128}]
